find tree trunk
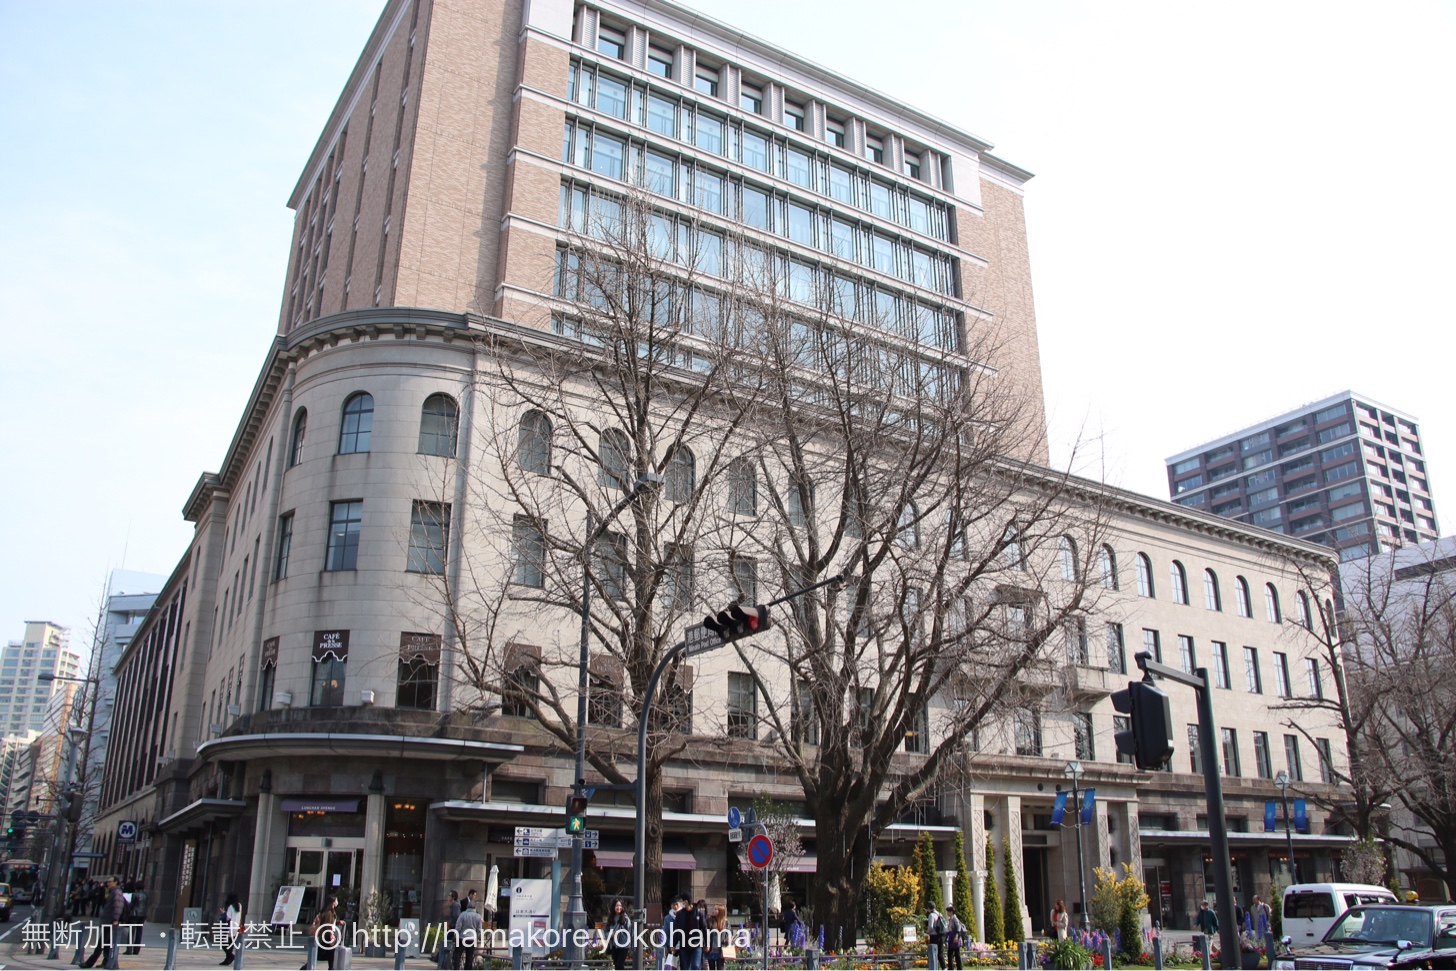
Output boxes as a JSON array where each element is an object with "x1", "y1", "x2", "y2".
[
  {"x1": 809, "y1": 812, "x2": 872, "y2": 952},
  {"x1": 644, "y1": 759, "x2": 664, "y2": 912}
]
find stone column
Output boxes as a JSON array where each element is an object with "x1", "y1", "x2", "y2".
[
  {"x1": 360, "y1": 775, "x2": 387, "y2": 910},
  {"x1": 247, "y1": 788, "x2": 277, "y2": 920},
  {"x1": 971, "y1": 871, "x2": 985, "y2": 944},
  {"x1": 999, "y1": 795, "x2": 1028, "y2": 940},
  {"x1": 1093, "y1": 801, "x2": 1113, "y2": 871}
]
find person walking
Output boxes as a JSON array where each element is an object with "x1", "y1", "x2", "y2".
[
  {"x1": 218, "y1": 892, "x2": 243, "y2": 965},
  {"x1": 674, "y1": 896, "x2": 705, "y2": 970},
  {"x1": 1253, "y1": 894, "x2": 1272, "y2": 938},
  {"x1": 310, "y1": 896, "x2": 342, "y2": 970},
  {"x1": 782, "y1": 899, "x2": 802, "y2": 948},
  {"x1": 437, "y1": 890, "x2": 460, "y2": 968},
  {"x1": 1196, "y1": 900, "x2": 1219, "y2": 952},
  {"x1": 704, "y1": 904, "x2": 728, "y2": 971},
  {"x1": 926, "y1": 900, "x2": 946, "y2": 971},
  {"x1": 80, "y1": 876, "x2": 126, "y2": 969},
  {"x1": 124, "y1": 880, "x2": 149, "y2": 955},
  {"x1": 455, "y1": 898, "x2": 485, "y2": 970},
  {"x1": 605, "y1": 899, "x2": 633, "y2": 971},
  {"x1": 944, "y1": 905, "x2": 966, "y2": 970},
  {"x1": 1052, "y1": 899, "x2": 1070, "y2": 941}
]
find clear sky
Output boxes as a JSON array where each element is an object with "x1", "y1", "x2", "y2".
[{"x1": 1, "y1": 1, "x2": 1451, "y2": 642}]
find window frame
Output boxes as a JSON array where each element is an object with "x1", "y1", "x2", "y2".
[
  {"x1": 1136, "y1": 553, "x2": 1156, "y2": 598},
  {"x1": 325, "y1": 500, "x2": 364, "y2": 572},
  {"x1": 396, "y1": 658, "x2": 439, "y2": 710},
  {"x1": 338, "y1": 392, "x2": 374, "y2": 455},
  {"x1": 418, "y1": 393, "x2": 459, "y2": 457},
  {"x1": 274, "y1": 511, "x2": 294, "y2": 581},
  {"x1": 406, "y1": 501, "x2": 451, "y2": 575},
  {"x1": 727, "y1": 672, "x2": 758, "y2": 740},
  {"x1": 288, "y1": 408, "x2": 308, "y2": 468}
]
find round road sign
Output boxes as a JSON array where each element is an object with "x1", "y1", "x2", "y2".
[
  {"x1": 746, "y1": 833, "x2": 774, "y2": 869},
  {"x1": 728, "y1": 806, "x2": 741, "y2": 830}
]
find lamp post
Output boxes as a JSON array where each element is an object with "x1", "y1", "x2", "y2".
[
  {"x1": 564, "y1": 471, "x2": 663, "y2": 967},
  {"x1": 1274, "y1": 771, "x2": 1298, "y2": 885},
  {"x1": 1065, "y1": 760, "x2": 1089, "y2": 930}
]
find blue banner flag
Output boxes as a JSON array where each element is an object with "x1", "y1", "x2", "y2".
[
  {"x1": 1050, "y1": 791, "x2": 1069, "y2": 827},
  {"x1": 1294, "y1": 798, "x2": 1308, "y2": 833},
  {"x1": 1264, "y1": 801, "x2": 1277, "y2": 832},
  {"x1": 1081, "y1": 788, "x2": 1096, "y2": 826}
]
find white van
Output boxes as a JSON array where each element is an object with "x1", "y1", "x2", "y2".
[{"x1": 1282, "y1": 883, "x2": 1398, "y2": 945}]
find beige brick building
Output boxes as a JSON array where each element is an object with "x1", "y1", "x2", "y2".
[{"x1": 91, "y1": 0, "x2": 1354, "y2": 941}]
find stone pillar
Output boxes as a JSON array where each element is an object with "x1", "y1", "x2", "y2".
[
  {"x1": 941, "y1": 871, "x2": 955, "y2": 910},
  {"x1": 360, "y1": 783, "x2": 387, "y2": 910},
  {"x1": 1118, "y1": 801, "x2": 1143, "y2": 881},
  {"x1": 247, "y1": 789, "x2": 277, "y2": 920},
  {"x1": 971, "y1": 871, "x2": 985, "y2": 944},
  {"x1": 1093, "y1": 801, "x2": 1113, "y2": 871},
  {"x1": 999, "y1": 795, "x2": 1029, "y2": 939}
]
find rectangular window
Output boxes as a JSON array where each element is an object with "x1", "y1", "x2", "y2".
[
  {"x1": 311, "y1": 657, "x2": 346, "y2": 706},
  {"x1": 665, "y1": 544, "x2": 693, "y2": 610},
  {"x1": 788, "y1": 202, "x2": 815, "y2": 245},
  {"x1": 594, "y1": 532, "x2": 629, "y2": 601},
  {"x1": 589, "y1": 673, "x2": 622, "y2": 728},
  {"x1": 1273, "y1": 652, "x2": 1291, "y2": 698},
  {"x1": 1284, "y1": 734, "x2": 1304, "y2": 782},
  {"x1": 739, "y1": 83, "x2": 762, "y2": 114},
  {"x1": 396, "y1": 660, "x2": 438, "y2": 710},
  {"x1": 407, "y1": 501, "x2": 450, "y2": 574},
  {"x1": 695, "y1": 112, "x2": 724, "y2": 154},
  {"x1": 274, "y1": 512, "x2": 294, "y2": 580},
  {"x1": 732, "y1": 556, "x2": 758, "y2": 602},
  {"x1": 502, "y1": 665, "x2": 539, "y2": 718},
  {"x1": 741, "y1": 185, "x2": 769, "y2": 229},
  {"x1": 727, "y1": 672, "x2": 757, "y2": 739},
  {"x1": 1188, "y1": 724, "x2": 1202, "y2": 774},
  {"x1": 1178, "y1": 635, "x2": 1195, "y2": 674},
  {"x1": 643, "y1": 151, "x2": 675, "y2": 196},
  {"x1": 1221, "y1": 727, "x2": 1241, "y2": 776},
  {"x1": 1211, "y1": 642, "x2": 1231, "y2": 689},
  {"x1": 1074, "y1": 712, "x2": 1095, "y2": 761},
  {"x1": 742, "y1": 130, "x2": 769, "y2": 171},
  {"x1": 787, "y1": 148, "x2": 812, "y2": 188},
  {"x1": 694, "y1": 169, "x2": 722, "y2": 213},
  {"x1": 1142, "y1": 629, "x2": 1162, "y2": 665},
  {"x1": 1114, "y1": 716, "x2": 1133, "y2": 764},
  {"x1": 591, "y1": 132, "x2": 624, "y2": 179},
  {"x1": 1064, "y1": 617, "x2": 1088, "y2": 666},
  {"x1": 1014, "y1": 707, "x2": 1042, "y2": 756},
  {"x1": 865, "y1": 135, "x2": 884, "y2": 163},
  {"x1": 647, "y1": 47, "x2": 673, "y2": 78},
  {"x1": 257, "y1": 663, "x2": 275, "y2": 712},
  {"x1": 596, "y1": 26, "x2": 625, "y2": 59},
  {"x1": 1253, "y1": 731, "x2": 1273, "y2": 779},
  {"x1": 325, "y1": 500, "x2": 363, "y2": 571},
  {"x1": 1243, "y1": 647, "x2": 1262, "y2": 693},
  {"x1": 904, "y1": 701, "x2": 929, "y2": 754},
  {"x1": 826, "y1": 120, "x2": 845, "y2": 148},
  {"x1": 1316, "y1": 738, "x2": 1334, "y2": 783},
  {"x1": 595, "y1": 75, "x2": 627, "y2": 118},
  {"x1": 829, "y1": 164, "x2": 853, "y2": 204},
  {"x1": 784, "y1": 102, "x2": 805, "y2": 131},
  {"x1": 512, "y1": 515, "x2": 546, "y2": 588},
  {"x1": 648, "y1": 94, "x2": 676, "y2": 137},
  {"x1": 1106, "y1": 623, "x2": 1126, "y2": 674},
  {"x1": 694, "y1": 66, "x2": 719, "y2": 97},
  {"x1": 1306, "y1": 658, "x2": 1323, "y2": 698}
]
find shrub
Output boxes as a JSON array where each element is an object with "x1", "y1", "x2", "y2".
[
  {"x1": 952, "y1": 830, "x2": 977, "y2": 942},
  {"x1": 916, "y1": 831, "x2": 944, "y2": 913},
  {"x1": 1046, "y1": 936, "x2": 1092, "y2": 970},
  {"x1": 1002, "y1": 837, "x2": 1024, "y2": 943},
  {"x1": 864, "y1": 862, "x2": 922, "y2": 951},
  {"x1": 1088, "y1": 864, "x2": 1148, "y2": 962},
  {"x1": 983, "y1": 835, "x2": 1004, "y2": 945}
]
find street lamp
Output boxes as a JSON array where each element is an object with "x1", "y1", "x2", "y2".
[
  {"x1": 1064, "y1": 760, "x2": 1090, "y2": 930},
  {"x1": 565, "y1": 471, "x2": 664, "y2": 966},
  {"x1": 1274, "y1": 771, "x2": 1298, "y2": 885}
]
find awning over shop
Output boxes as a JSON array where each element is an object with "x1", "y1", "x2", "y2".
[
  {"x1": 156, "y1": 798, "x2": 247, "y2": 832},
  {"x1": 781, "y1": 853, "x2": 817, "y2": 874},
  {"x1": 591, "y1": 850, "x2": 696, "y2": 870}
]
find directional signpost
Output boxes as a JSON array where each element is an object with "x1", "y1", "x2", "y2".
[
  {"x1": 683, "y1": 622, "x2": 718, "y2": 656},
  {"x1": 514, "y1": 826, "x2": 598, "y2": 857}
]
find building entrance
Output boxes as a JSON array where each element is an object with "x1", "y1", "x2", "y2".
[{"x1": 284, "y1": 838, "x2": 365, "y2": 926}]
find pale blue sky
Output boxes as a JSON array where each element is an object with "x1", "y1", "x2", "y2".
[{"x1": 1, "y1": 1, "x2": 1451, "y2": 641}]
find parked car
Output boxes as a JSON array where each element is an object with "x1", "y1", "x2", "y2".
[
  {"x1": 1283, "y1": 883, "x2": 1400, "y2": 948},
  {"x1": 1273, "y1": 904, "x2": 1456, "y2": 969},
  {"x1": 0, "y1": 882, "x2": 10, "y2": 921}
]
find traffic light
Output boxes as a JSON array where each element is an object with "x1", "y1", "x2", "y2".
[
  {"x1": 1111, "y1": 678, "x2": 1175, "y2": 771},
  {"x1": 566, "y1": 794, "x2": 589, "y2": 834},
  {"x1": 62, "y1": 792, "x2": 83, "y2": 823},
  {"x1": 703, "y1": 603, "x2": 772, "y2": 644}
]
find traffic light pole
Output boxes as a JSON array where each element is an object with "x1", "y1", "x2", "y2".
[{"x1": 1135, "y1": 654, "x2": 1241, "y2": 970}]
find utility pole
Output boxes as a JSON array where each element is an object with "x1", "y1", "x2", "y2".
[{"x1": 1064, "y1": 761, "x2": 1089, "y2": 930}]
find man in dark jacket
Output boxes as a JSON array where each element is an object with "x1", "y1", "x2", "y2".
[{"x1": 80, "y1": 877, "x2": 126, "y2": 969}]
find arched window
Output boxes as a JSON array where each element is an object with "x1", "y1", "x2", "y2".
[
  {"x1": 1170, "y1": 560, "x2": 1189, "y2": 605},
  {"x1": 338, "y1": 392, "x2": 374, "y2": 454},
  {"x1": 728, "y1": 458, "x2": 757, "y2": 516},
  {"x1": 598, "y1": 429, "x2": 630, "y2": 488},
  {"x1": 1235, "y1": 577, "x2": 1252, "y2": 618},
  {"x1": 518, "y1": 411, "x2": 553, "y2": 474},
  {"x1": 1265, "y1": 583, "x2": 1282, "y2": 623},
  {"x1": 1296, "y1": 591, "x2": 1313, "y2": 630},
  {"x1": 1059, "y1": 537, "x2": 1078, "y2": 582},
  {"x1": 896, "y1": 503, "x2": 919, "y2": 547},
  {"x1": 418, "y1": 393, "x2": 459, "y2": 457},
  {"x1": 1204, "y1": 569, "x2": 1222, "y2": 611},
  {"x1": 1099, "y1": 545, "x2": 1119, "y2": 590},
  {"x1": 1136, "y1": 553, "x2": 1155, "y2": 598},
  {"x1": 665, "y1": 447, "x2": 695, "y2": 503},
  {"x1": 1003, "y1": 526, "x2": 1025, "y2": 571},
  {"x1": 288, "y1": 408, "x2": 307, "y2": 468}
]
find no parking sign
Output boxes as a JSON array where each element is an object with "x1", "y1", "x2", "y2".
[{"x1": 746, "y1": 833, "x2": 774, "y2": 869}]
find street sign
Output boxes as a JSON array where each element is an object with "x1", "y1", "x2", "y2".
[
  {"x1": 117, "y1": 820, "x2": 138, "y2": 843},
  {"x1": 728, "y1": 828, "x2": 743, "y2": 843},
  {"x1": 746, "y1": 833, "x2": 774, "y2": 869},
  {"x1": 515, "y1": 826, "x2": 555, "y2": 839},
  {"x1": 684, "y1": 623, "x2": 718, "y2": 656},
  {"x1": 514, "y1": 846, "x2": 555, "y2": 858},
  {"x1": 728, "y1": 806, "x2": 741, "y2": 829}
]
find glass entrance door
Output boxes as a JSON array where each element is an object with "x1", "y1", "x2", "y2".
[{"x1": 284, "y1": 845, "x2": 363, "y2": 925}]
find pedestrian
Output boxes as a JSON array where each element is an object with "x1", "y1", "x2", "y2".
[
  {"x1": 1253, "y1": 894, "x2": 1271, "y2": 938},
  {"x1": 782, "y1": 899, "x2": 801, "y2": 948},
  {"x1": 926, "y1": 900, "x2": 945, "y2": 971},
  {"x1": 309, "y1": 895, "x2": 342, "y2": 970},
  {"x1": 89, "y1": 878, "x2": 105, "y2": 917},
  {"x1": 80, "y1": 876, "x2": 126, "y2": 969},
  {"x1": 667, "y1": 896, "x2": 685, "y2": 966},
  {"x1": 1052, "y1": 899, "x2": 1070, "y2": 940},
  {"x1": 1234, "y1": 900, "x2": 1245, "y2": 932},
  {"x1": 124, "y1": 879, "x2": 149, "y2": 955},
  {"x1": 606, "y1": 899, "x2": 633, "y2": 971},
  {"x1": 944, "y1": 905, "x2": 966, "y2": 970},
  {"x1": 218, "y1": 892, "x2": 243, "y2": 965},
  {"x1": 455, "y1": 898, "x2": 485, "y2": 970},
  {"x1": 466, "y1": 888, "x2": 478, "y2": 913},
  {"x1": 437, "y1": 890, "x2": 459, "y2": 968},
  {"x1": 675, "y1": 896, "x2": 705, "y2": 970},
  {"x1": 1196, "y1": 900, "x2": 1219, "y2": 944},
  {"x1": 705, "y1": 904, "x2": 728, "y2": 971}
]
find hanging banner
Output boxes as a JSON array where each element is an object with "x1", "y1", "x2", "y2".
[
  {"x1": 1049, "y1": 791, "x2": 1069, "y2": 827},
  {"x1": 1264, "y1": 802, "x2": 1277, "y2": 832},
  {"x1": 1081, "y1": 788, "x2": 1096, "y2": 826},
  {"x1": 1293, "y1": 799, "x2": 1308, "y2": 833}
]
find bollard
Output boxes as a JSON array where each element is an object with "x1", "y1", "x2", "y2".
[
  {"x1": 395, "y1": 942, "x2": 409, "y2": 969},
  {"x1": 1153, "y1": 934, "x2": 1164, "y2": 970},
  {"x1": 1198, "y1": 935, "x2": 1212, "y2": 971},
  {"x1": 1102, "y1": 937, "x2": 1115, "y2": 971},
  {"x1": 1016, "y1": 940, "x2": 1027, "y2": 970},
  {"x1": 929, "y1": 937, "x2": 940, "y2": 971},
  {"x1": 163, "y1": 929, "x2": 179, "y2": 970},
  {"x1": 1265, "y1": 931, "x2": 1277, "y2": 963},
  {"x1": 512, "y1": 944, "x2": 524, "y2": 969},
  {"x1": 235, "y1": 939, "x2": 246, "y2": 969},
  {"x1": 74, "y1": 923, "x2": 88, "y2": 965},
  {"x1": 304, "y1": 936, "x2": 318, "y2": 969},
  {"x1": 804, "y1": 946, "x2": 821, "y2": 969}
]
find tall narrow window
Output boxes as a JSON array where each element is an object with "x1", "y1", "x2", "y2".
[
  {"x1": 1065, "y1": 617, "x2": 1089, "y2": 666},
  {"x1": 665, "y1": 447, "x2": 695, "y2": 503},
  {"x1": 518, "y1": 411, "x2": 553, "y2": 474},
  {"x1": 1253, "y1": 732, "x2": 1273, "y2": 779},
  {"x1": 665, "y1": 543, "x2": 694, "y2": 609},
  {"x1": 729, "y1": 458, "x2": 757, "y2": 516},
  {"x1": 1059, "y1": 536, "x2": 1078, "y2": 582},
  {"x1": 1073, "y1": 712, "x2": 1095, "y2": 761},
  {"x1": 895, "y1": 503, "x2": 918, "y2": 547},
  {"x1": 1106, "y1": 623, "x2": 1126, "y2": 674},
  {"x1": 599, "y1": 429, "x2": 630, "y2": 489},
  {"x1": 1220, "y1": 727, "x2": 1241, "y2": 776},
  {"x1": 1243, "y1": 647, "x2": 1262, "y2": 693},
  {"x1": 727, "y1": 672, "x2": 757, "y2": 739},
  {"x1": 512, "y1": 516, "x2": 546, "y2": 588},
  {"x1": 1178, "y1": 635, "x2": 1196, "y2": 674},
  {"x1": 1235, "y1": 576, "x2": 1252, "y2": 617},
  {"x1": 397, "y1": 658, "x2": 438, "y2": 710},
  {"x1": 338, "y1": 392, "x2": 374, "y2": 454},
  {"x1": 1142, "y1": 629, "x2": 1162, "y2": 665},
  {"x1": 288, "y1": 408, "x2": 308, "y2": 467},
  {"x1": 1211, "y1": 642, "x2": 1230, "y2": 689},
  {"x1": 310, "y1": 637, "x2": 347, "y2": 707},
  {"x1": 325, "y1": 501, "x2": 363, "y2": 571},
  {"x1": 418, "y1": 393, "x2": 459, "y2": 456},
  {"x1": 501, "y1": 664, "x2": 540, "y2": 717},
  {"x1": 589, "y1": 669, "x2": 622, "y2": 728},
  {"x1": 1204, "y1": 569, "x2": 1222, "y2": 611},
  {"x1": 1315, "y1": 738, "x2": 1334, "y2": 783},
  {"x1": 1014, "y1": 707, "x2": 1042, "y2": 756},
  {"x1": 1114, "y1": 717, "x2": 1133, "y2": 764},
  {"x1": 1170, "y1": 561, "x2": 1189, "y2": 605},
  {"x1": 731, "y1": 556, "x2": 758, "y2": 602},
  {"x1": 407, "y1": 502, "x2": 450, "y2": 574},
  {"x1": 795, "y1": 680, "x2": 819, "y2": 746},
  {"x1": 1003, "y1": 526, "x2": 1025, "y2": 571},
  {"x1": 1306, "y1": 658, "x2": 1323, "y2": 699},
  {"x1": 1265, "y1": 583, "x2": 1282, "y2": 623},
  {"x1": 1284, "y1": 734, "x2": 1304, "y2": 782},
  {"x1": 1188, "y1": 724, "x2": 1203, "y2": 774},
  {"x1": 1099, "y1": 546, "x2": 1118, "y2": 590},
  {"x1": 1273, "y1": 652, "x2": 1291, "y2": 698},
  {"x1": 905, "y1": 701, "x2": 929, "y2": 754},
  {"x1": 595, "y1": 532, "x2": 629, "y2": 601},
  {"x1": 274, "y1": 512, "x2": 294, "y2": 581},
  {"x1": 257, "y1": 659, "x2": 276, "y2": 713},
  {"x1": 1136, "y1": 553, "x2": 1155, "y2": 598},
  {"x1": 1295, "y1": 592, "x2": 1313, "y2": 630}
]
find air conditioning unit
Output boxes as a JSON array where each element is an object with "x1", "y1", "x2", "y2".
[
  {"x1": 359, "y1": 689, "x2": 375, "y2": 706},
  {"x1": 274, "y1": 691, "x2": 293, "y2": 708},
  {"x1": 208, "y1": 724, "x2": 222, "y2": 737},
  {"x1": 226, "y1": 705, "x2": 240, "y2": 717}
]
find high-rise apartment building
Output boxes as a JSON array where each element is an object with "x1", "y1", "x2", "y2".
[
  {"x1": 0, "y1": 622, "x2": 81, "y2": 738},
  {"x1": 92, "y1": 0, "x2": 1352, "y2": 937},
  {"x1": 1165, "y1": 392, "x2": 1439, "y2": 561}
]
